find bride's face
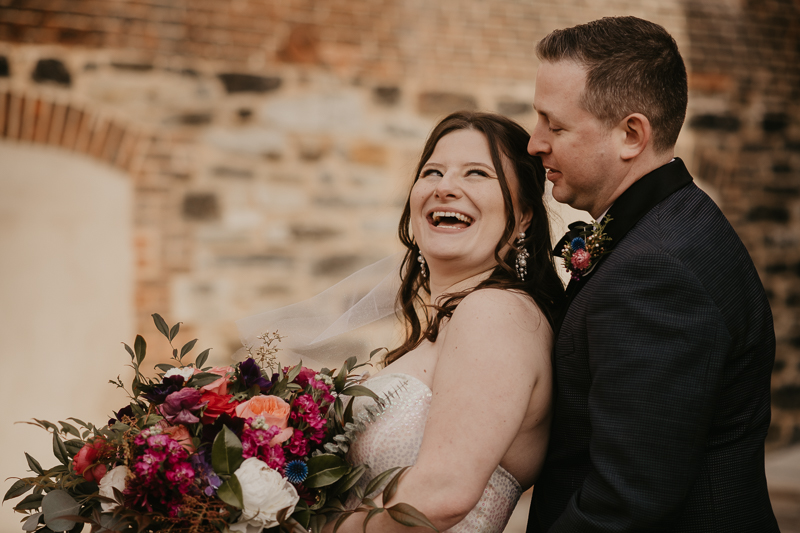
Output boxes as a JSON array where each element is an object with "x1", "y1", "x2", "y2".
[{"x1": 410, "y1": 128, "x2": 526, "y2": 276}]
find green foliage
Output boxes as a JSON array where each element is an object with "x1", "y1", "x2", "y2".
[
  {"x1": 304, "y1": 455, "x2": 349, "y2": 488},
  {"x1": 211, "y1": 426, "x2": 243, "y2": 476}
]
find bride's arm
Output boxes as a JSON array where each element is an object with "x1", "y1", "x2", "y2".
[{"x1": 326, "y1": 288, "x2": 553, "y2": 532}]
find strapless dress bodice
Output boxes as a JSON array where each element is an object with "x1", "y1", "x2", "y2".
[{"x1": 347, "y1": 373, "x2": 522, "y2": 533}]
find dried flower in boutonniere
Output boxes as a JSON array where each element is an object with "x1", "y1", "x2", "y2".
[{"x1": 561, "y1": 215, "x2": 612, "y2": 280}]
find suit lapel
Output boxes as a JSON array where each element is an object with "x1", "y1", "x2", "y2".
[{"x1": 556, "y1": 158, "x2": 694, "y2": 327}]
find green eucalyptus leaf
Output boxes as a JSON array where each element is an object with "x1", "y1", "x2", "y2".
[
  {"x1": 152, "y1": 314, "x2": 170, "y2": 340},
  {"x1": 67, "y1": 418, "x2": 89, "y2": 429},
  {"x1": 4, "y1": 479, "x2": 33, "y2": 502},
  {"x1": 169, "y1": 322, "x2": 181, "y2": 342},
  {"x1": 179, "y1": 339, "x2": 198, "y2": 359},
  {"x1": 190, "y1": 372, "x2": 222, "y2": 388},
  {"x1": 52, "y1": 433, "x2": 68, "y2": 466},
  {"x1": 333, "y1": 368, "x2": 347, "y2": 393},
  {"x1": 332, "y1": 397, "x2": 344, "y2": 425},
  {"x1": 386, "y1": 502, "x2": 439, "y2": 531},
  {"x1": 133, "y1": 335, "x2": 146, "y2": 365},
  {"x1": 343, "y1": 396, "x2": 355, "y2": 425},
  {"x1": 15, "y1": 493, "x2": 44, "y2": 511},
  {"x1": 331, "y1": 464, "x2": 366, "y2": 496},
  {"x1": 211, "y1": 426, "x2": 243, "y2": 475},
  {"x1": 63, "y1": 440, "x2": 85, "y2": 457},
  {"x1": 339, "y1": 385, "x2": 379, "y2": 401},
  {"x1": 286, "y1": 362, "x2": 302, "y2": 383},
  {"x1": 154, "y1": 364, "x2": 175, "y2": 373},
  {"x1": 122, "y1": 343, "x2": 135, "y2": 361},
  {"x1": 216, "y1": 475, "x2": 243, "y2": 508},
  {"x1": 382, "y1": 465, "x2": 411, "y2": 505},
  {"x1": 58, "y1": 421, "x2": 81, "y2": 439},
  {"x1": 332, "y1": 512, "x2": 351, "y2": 533},
  {"x1": 22, "y1": 511, "x2": 43, "y2": 531},
  {"x1": 42, "y1": 490, "x2": 80, "y2": 532},
  {"x1": 344, "y1": 356, "x2": 357, "y2": 373},
  {"x1": 305, "y1": 454, "x2": 349, "y2": 488},
  {"x1": 363, "y1": 466, "x2": 400, "y2": 498},
  {"x1": 195, "y1": 349, "x2": 211, "y2": 369},
  {"x1": 34, "y1": 419, "x2": 60, "y2": 433},
  {"x1": 363, "y1": 507, "x2": 384, "y2": 531},
  {"x1": 25, "y1": 453, "x2": 44, "y2": 475}
]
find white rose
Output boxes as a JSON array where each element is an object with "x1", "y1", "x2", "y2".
[
  {"x1": 164, "y1": 367, "x2": 194, "y2": 382},
  {"x1": 98, "y1": 466, "x2": 129, "y2": 512},
  {"x1": 229, "y1": 458, "x2": 299, "y2": 533}
]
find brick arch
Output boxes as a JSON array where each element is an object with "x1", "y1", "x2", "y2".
[
  {"x1": 0, "y1": 90, "x2": 146, "y2": 172},
  {"x1": 0, "y1": 89, "x2": 179, "y2": 333}
]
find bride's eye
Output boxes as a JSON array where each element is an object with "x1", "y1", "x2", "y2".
[
  {"x1": 467, "y1": 168, "x2": 492, "y2": 178},
  {"x1": 420, "y1": 168, "x2": 442, "y2": 178}
]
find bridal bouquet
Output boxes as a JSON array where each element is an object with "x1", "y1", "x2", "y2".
[{"x1": 4, "y1": 315, "x2": 436, "y2": 533}]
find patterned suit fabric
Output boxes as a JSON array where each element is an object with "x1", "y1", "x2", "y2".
[{"x1": 528, "y1": 159, "x2": 779, "y2": 532}]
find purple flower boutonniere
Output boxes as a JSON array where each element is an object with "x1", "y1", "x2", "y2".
[{"x1": 561, "y1": 215, "x2": 612, "y2": 280}]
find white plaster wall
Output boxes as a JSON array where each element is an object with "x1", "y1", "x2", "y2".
[{"x1": 0, "y1": 142, "x2": 133, "y2": 533}]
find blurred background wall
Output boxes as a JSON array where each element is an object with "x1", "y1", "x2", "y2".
[{"x1": 0, "y1": 0, "x2": 799, "y2": 531}]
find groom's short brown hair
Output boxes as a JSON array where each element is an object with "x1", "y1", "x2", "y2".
[{"x1": 536, "y1": 16, "x2": 688, "y2": 153}]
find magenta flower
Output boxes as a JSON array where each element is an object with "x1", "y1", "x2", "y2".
[
  {"x1": 287, "y1": 429, "x2": 309, "y2": 457},
  {"x1": 159, "y1": 388, "x2": 205, "y2": 424},
  {"x1": 571, "y1": 249, "x2": 591, "y2": 271},
  {"x1": 166, "y1": 462, "x2": 195, "y2": 494}
]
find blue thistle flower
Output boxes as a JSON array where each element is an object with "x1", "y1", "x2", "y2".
[
  {"x1": 285, "y1": 460, "x2": 308, "y2": 484},
  {"x1": 570, "y1": 237, "x2": 586, "y2": 251}
]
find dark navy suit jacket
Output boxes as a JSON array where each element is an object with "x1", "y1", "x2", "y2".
[{"x1": 528, "y1": 159, "x2": 779, "y2": 532}]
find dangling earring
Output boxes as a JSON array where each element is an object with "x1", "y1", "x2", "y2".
[
  {"x1": 417, "y1": 250, "x2": 427, "y2": 278},
  {"x1": 515, "y1": 232, "x2": 529, "y2": 281}
]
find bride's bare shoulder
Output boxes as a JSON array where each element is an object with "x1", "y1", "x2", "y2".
[{"x1": 451, "y1": 288, "x2": 551, "y2": 334}]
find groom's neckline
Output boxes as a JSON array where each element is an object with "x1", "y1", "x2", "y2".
[
  {"x1": 562, "y1": 158, "x2": 693, "y2": 301},
  {"x1": 602, "y1": 157, "x2": 694, "y2": 252}
]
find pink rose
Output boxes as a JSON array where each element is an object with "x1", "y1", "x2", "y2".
[
  {"x1": 236, "y1": 395, "x2": 291, "y2": 427},
  {"x1": 73, "y1": 438, "x2": 110, "y2": 482},
  {"x1": 161, "y1": 424, "x2": 195, "y2": 453},
  {"x1": 571, "y1": 249, "x2": 591, "y2": 270},
  {"x1": 194, "y1": 366, "x2": 234, "y2": 395}
]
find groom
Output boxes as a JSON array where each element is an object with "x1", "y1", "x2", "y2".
[{"x1": 526, "y1": 17, "x2": 779, "y2": 532}]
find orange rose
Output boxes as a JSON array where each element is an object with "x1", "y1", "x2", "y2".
[
  {"x1": 235, "y1": 395, "x2": 291, "y2": 429},
  {"x1": 161, "y1": 424, "x2": 195, "y2": 453},
  {"x1": 194, "y1": 366, "x2": 234, "y2": 395}
]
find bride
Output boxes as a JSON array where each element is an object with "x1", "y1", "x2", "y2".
[{"x1": 326, "y1": 111, "x2": 565, "y2": 532}]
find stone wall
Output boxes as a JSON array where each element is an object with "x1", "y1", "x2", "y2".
[{"x1": 0, "y1": 0, "x2": 798, "y2": 447}]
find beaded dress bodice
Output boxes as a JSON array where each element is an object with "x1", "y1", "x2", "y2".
[{"x1": 347, "y1": 373, "x2": 522, "y2": 533}]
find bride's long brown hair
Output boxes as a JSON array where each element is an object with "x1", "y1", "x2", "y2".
[{"x1": 384, "y1": 111, "x2": 565, "y2": 365}]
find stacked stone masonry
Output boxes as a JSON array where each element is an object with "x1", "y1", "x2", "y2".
[{"x1": 0, "y1": 0, "x2": 799, "y2": 447}]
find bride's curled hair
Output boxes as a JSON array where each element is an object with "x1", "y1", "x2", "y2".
[{"x1": 385, "y1": 111, "x2": 565, "y2": 365}]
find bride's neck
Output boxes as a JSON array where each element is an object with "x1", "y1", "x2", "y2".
[{"x1": 428, "y1": 267, "x2": 494, "y2": 305}]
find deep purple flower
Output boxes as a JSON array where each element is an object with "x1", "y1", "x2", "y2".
[
  {"x1": 191, "y1": 453, "x2": 222, "y2": 497},
  {"x1": 143, "y1": 375, "x2": 186, "y2": 404},
  {"x1": 109, "y1": 404, "x2": 135, "y2": 426},
  {"x1": 200, "y1": 413, "x2": 245, "y2": 445},
  {"x1": 238, "y1": 358, "x2": 272, "y2": 391},
  {"x1": 158, "y1": 388, "x2": 205, "y2": 425}
]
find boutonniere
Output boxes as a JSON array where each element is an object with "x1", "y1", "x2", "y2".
[{"x1": 561, "y1": 215, "x2": 612, "y2": 280}]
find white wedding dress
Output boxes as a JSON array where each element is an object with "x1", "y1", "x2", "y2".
[{"x1": 347, "y1": 373, "x2": 522, "y2": 532}]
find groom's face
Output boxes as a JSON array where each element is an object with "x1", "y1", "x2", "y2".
[{"x1": 528, "y1": 60, "x2": 621, "y2": 219}]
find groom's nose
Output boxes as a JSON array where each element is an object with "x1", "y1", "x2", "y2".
[{"x1": 527, "y1": 121, "x2": 550, "y2": 156}]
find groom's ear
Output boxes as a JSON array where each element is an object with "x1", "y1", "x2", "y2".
[{"x1": 617, "y1": 113, "x2": 652, "y2": 161}]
